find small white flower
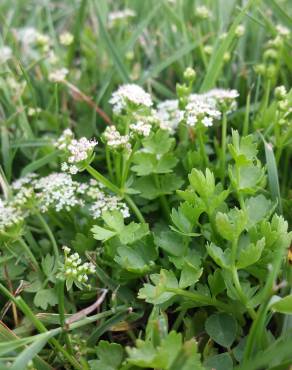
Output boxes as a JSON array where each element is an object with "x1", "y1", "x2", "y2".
[
  {"x1": 185, "y1": 94, "x2": 221, "y2": 127},
  {"x1": 276, "y1": 24, "x2": 290, "y2": 37},
  {"x1": 156, "y1": 100, "x2": 184, "y2": 134},
  {"x1": 0, "y1": 46, "x2": 12, "y2": 64},
  {"x1": 59, "y1": 32, "x2": 74, "y2": 46},
  {"x1": 205, "y1": 88, "x2": 239, "y2": 112},
  {"x1": 275, "y1": 85, "x2": 287, "y2": 100},
  {"x1": 0, "y1": 199, "x2": 24, "y2": 233},
  {"x1": 62, "y1": 246, "x2": 71, "y2": 254},
  {"x1": 34, "y1": 172, "x2": 84, "y2": 213},
  {"x1": 49, "y1": 68, "x2": 68, "y2": 82},
  {"x1": 235, "y1": 25, "x2": 245, "y2": 37},
  {"x1": 130, "y1": 120, "x2": 152, "y2": 137},
  {"x1": 103, "y1": 125, "x2": 131, "y2": 150},
  {"x1": 28, "y1": 107, "x2": 41, "y2": 116},
  {"x1": 195, "y1": 5, "x2": 211, "y2": 19},
  {"x1": 57, "y1": 129, "x2": 97, "y2": 172},
  {"x1": 109, "y1": 84, "x2": 153, "y2": 114},
  {"x1": 204, "y1": 45, "x2": 213, "y2": 55},
  {"x1": 108, "y1": 9, "x2": 136, "y2": 27}
]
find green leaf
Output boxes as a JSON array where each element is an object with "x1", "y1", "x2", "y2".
[
  {"x1": 216, "y1": 208, "x2": 247, "y2": 241},
  {"x1": 119, "y1": 223, "x2": 149, "y2": 245},
  {"x1": 208, "y1": 269, "x2": 226, "y2": 297},
  {"x1": 41, "y1": 254, "x2": 55, "y2": 279},
  {"x1": 134, "y1": 174, "x2": 183, "y2": 200},
  {"x1": 204, "y1": 353, "x2": 233, "y2": 370},
  {"x1": 205, "y1": 313, "x2": 237, "y2": 348},
  {"x1": 171, "y1": 202, "x2": 203, "y2": 236},
  {"x1": 188, "y1": 168, "x2": 215, "y2": 200},
  {"x1": 138, "y1": 269, "x2": 178, "y2": 305},
  {"x1": 246, "y1": 194, "x2": 272, "y2": 228},
  {"x1": 90, "y1": 340, "x2": 124, "y2": 370},
  {"x1": 270, "y1": 295, "x2": 292, "y2": 314},
  {"x1": 126, "y1": 331, "x2": 182, "y2": 368},
  {"x1": 115, "y1": 239, "x2": 156, "y2": 274},
  {"x1": 228, "y1": 130, "x2": 258, "y2": 165},
  {"x1": 206, "y1": 243, "x2": 231, "y2": 269},
  {"x1": 92, "y1": 211, "x2": 149, "y2": 245},
  {"x1": 179, "y1": 264, "x2": 202, "y2": 289},
  {"x1": 142, "y1": 130, "x2": 175, "y2": 155},
  {"x1": 33, "y1": 288, "x2": 58, "y2": 310},
  {"x1": 154, "y1": 230, "x2": 187, "y2": 257},
  {"x1": 262, "y1": 137, "x2": 282, "y2": 214},
  {"x1": 237, "y1": 238, "x2": 265, "y2": 269},
  {"x1": 91, "y1": 225, "x2": 117, "y2": 242}
]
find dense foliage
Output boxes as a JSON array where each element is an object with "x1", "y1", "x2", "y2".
[{"x1": 0, "y1": 1, "x2": 291, "y2": 369}]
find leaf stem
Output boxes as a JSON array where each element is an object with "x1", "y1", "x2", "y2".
[{"x1": 18, "y1": 237, "x2": 40, "y2": 271}]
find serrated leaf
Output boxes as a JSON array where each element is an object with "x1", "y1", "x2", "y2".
[
  {"x1": 33, "y1": 288, "x2": 58, "y2": 310},
  {"x1": 206, "y1": 243, "x2": 231, "y2": 269},
  {"x1": 90, "y1": 340, "x2": 124, "y2": 370},
  {"x1": 237, "y1": 238, "x2": 265, "y2": 269},
  {"x1": 246, "y1": 194, "x2": 272, "y2": 228},
  {"x1": 179, "y1": 264, "x2": 202, "y2": 289},
  {"x1": 91, "y1": 225, "x2": 117, "y2": 241},
  {"x1": 216, "y1": 208, "x2": 247, "y2": 241},
  {"x1": 41, "y1": 254, "x2": 55, "y2": 278}
]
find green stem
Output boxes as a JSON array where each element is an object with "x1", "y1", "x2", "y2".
[
  {"x1": 18, "y1": 237, "x2": 40, "y2": 271},
  {"x1": 57, "y1": 280, "x2": 74, "y2": 355},
  {"x1": 167, "y1": 288, "x2": 232, "y2": 313},
  {"x1": 86, "y1": 165, "x2": 122, "y2": 195},
  {"x1": 220, "y1": 111, "x2": 227, "y2": 185},
  {"x1": 243, "y1": 91, "x2": 251, "y2": 136},
  {"x1": 87, "y1": 165, "x2": 145, "y2": 223},
  {"x1": 105, "y1": 147, "x2": 114, "y2": 181},
  {"x1": 0, "y1": 283, "x2": 82, "y2": 370},
  {"x1": 124, "y1": 194, "x2": 145, "y2": 224},
  {"x1": 197, "y1": 127, "x2": 208, "y2": 169},
  {"x1": 154, "y1": 174, "x2": 171, "y2": 222},
  {"x1": 36, "y1": 212, "x2": 59, "y2": 265}
]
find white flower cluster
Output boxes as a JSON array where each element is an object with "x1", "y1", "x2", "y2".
[
  {"x1": 183, "y1": 88, "x2": 239, "y2": 127},
  {"x1": 59, "y1": 32, "x2": 74, "y2": 46},
  {"x1": 62, "y1": 246, "x2": 96, "y2": 288},
  {"x1": 276, "y1": 24, "x2": 290, "y2": 38},
  {"x1": 0, "y1": 46, "x2": 12, "y2": 64},
  {"x1": 206, "y1": 88, "x2": 239, "y2": 112},
  {"x1": 185, "y1": 94, "x2": 221, "y2": 127},
  {"x1": 34, "y1": 173, "x2": 85, "y2": 212},
  {"x1": 87, "y1": 180, "x2": 130, "y2": 219},
  {"x1": 195, "y1": 6, "x2": 212, "y2": 19},
  {"x1": 0, "y1": 199, "x2": 24, "y2": 234},
  {"x1": 103, "y1": 125, "x2": 131, "y2": 151},
  {"x1": 156, "y1": 100, "x2": 184, "y2": 134},
  {"x1": 56, "y1": 129, "x2": 97, "y2": 174},
  {"x1": 109, "y1": 84, "x2": 153, "y2": 114},
  {"x1": 48, "y1": 68, "x2": 68, "y2": 83},
  {"x1": 108, "y1": 9, "x2": 136, "y2": 27},
  {"x1": 129, "y1": 117, "x2": 152, "y2": 137}
]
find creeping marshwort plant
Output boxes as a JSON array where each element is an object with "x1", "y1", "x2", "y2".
[{"x1": 0, "y1": 1, "x2": 291, "y2": 369}]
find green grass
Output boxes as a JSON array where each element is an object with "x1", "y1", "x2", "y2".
[{"x1": 0, "y1": 1, "x2": 291, "y2": 369}]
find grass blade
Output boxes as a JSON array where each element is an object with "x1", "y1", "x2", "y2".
[
  {"x1": 21, "y1": 151, "x2": 59, "y2": 176},
  {"x1": 200, "y1": 0, "x2": 259, "y2": 92},
  {"x1": 261, "y1": 136, "x2": 282, "y2": 214},
  {"x1": 94, "y1": 1, "x2": 130, "y2": 83}
]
